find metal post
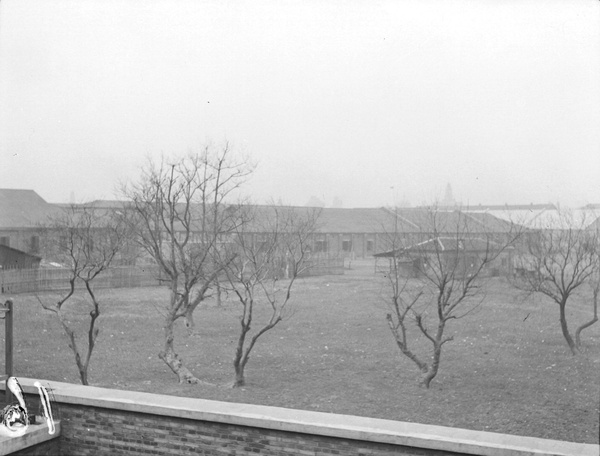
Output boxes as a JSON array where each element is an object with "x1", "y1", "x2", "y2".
[{"x1": 3, "y1": 299, "x2": 13, "y2": 405}]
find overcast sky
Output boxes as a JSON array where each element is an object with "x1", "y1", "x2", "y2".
[{"x1": 1, "y1": 0, "x2": 599, "y2": 208}]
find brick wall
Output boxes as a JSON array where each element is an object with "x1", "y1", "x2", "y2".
[
  {"x1": 30, "y1": 402, "x2": 460, "y2": 456},
  {"x1": 1, "y1": 379, "x2": 596, "y2": 456}
]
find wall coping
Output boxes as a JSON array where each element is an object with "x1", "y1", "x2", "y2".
[
  {"x1": 0, "y1": 420, "x2": 60, "y2": 456},
  {"x1": 2, "y1": 378, "x2": 598, "y2": 456}
]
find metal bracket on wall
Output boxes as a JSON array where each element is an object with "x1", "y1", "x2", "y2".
[{"x1": 0, "y1": 301, "x2": 11, "y2": 320}]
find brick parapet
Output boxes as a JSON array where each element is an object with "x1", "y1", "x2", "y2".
[{"x1": 0, "y1": 379, "x2": 596, "y2": 456}]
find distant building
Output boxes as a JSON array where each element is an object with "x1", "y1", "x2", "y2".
[
  {"x1": 463, "y1": 203, "x2": 598, "y2": 231},
  {"x1": 373, "y1": 236, "x2": 513, "y2": 278},
  {"x1": 2, "y1": 188, "x2": 596, "y2": 267},
  {"x1": 0, "y1": 189, "x2": 61, "y2": 255}
]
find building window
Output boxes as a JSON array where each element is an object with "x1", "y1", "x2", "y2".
[
  {"x1": 366, "y1": 240, "x2": 374, "y2": 252},
  {"x1": 315, "y1": 240, "x2": 328, "y2": 253},
  {"x1": 342, "y1": 239, "x2": 352, "y2": 252},
  {"x1": 30, "y1": 236, "x2": 40, "y2": 254},
  {"x1": 0, "y1": 236, "x2": 9, "y2": 247}
]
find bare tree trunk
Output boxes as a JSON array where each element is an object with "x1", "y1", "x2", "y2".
[
  {"x1": 231, "y1": 318, "x2": 250, "y2": 388},
  {"x1": 183, "y1": 307, "x2": 200, "y2": 336},
  {"x1": 233, "y1": 363, "x2": 246, "y2": 388},
  {"x1": 158, "y1": 314, "x2": 201, "y2": 384},
  {"x1": 394, "y1": 339, "x2": 428, "y2": 373},
  {"x1": 56, "y1": 314, "x2": 88, "y2": 385},
  {"x1": 386, "y1": 315, "x2": 428, "y2": 373},
  {"x1": 216, "y1": 278, "x2": 222, "y2": 307},
  {"x1": 559, "y1": 303, "x2": 579, "y2": 355},
  {"x1": 184, "y1": 272, "x2": 224, "y2": 335},
  {"x1": 82, "y1": 280, "x2": 100, "y2": 383},
  {"x1": 74, "y1": 308, "x2": 99, "y2": 386},
  {"x1": 421, "y1": 344, "x2": 442, "y2": 389},
  {"x1": 575, "y1": 287, "x2": 598, "y2": 348},
  {"x1": 420, "y1": 319, "x2": 451, "y2": 389},
  {"x1": 80, "y1": 367, "x2": 88, "y2": 385}
]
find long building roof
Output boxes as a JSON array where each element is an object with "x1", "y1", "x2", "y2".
[{"x1": 2, "y1": 188, "x2": 582, "y2": 234}]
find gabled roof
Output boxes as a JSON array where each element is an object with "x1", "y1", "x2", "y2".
[
  {"x1": 385, "y1": 208, "x2": 516, "y2": 234},
  {"x1": 0, "y1": 189, "x2": 62, "y2": 228},
  {"x1": 587, "y1": 216, "x2": 600, "y2": 232},
  {"x1": 0, "y1": 244, "x2": 42, "y2": 270},
  {"x1": 373, "y1": 236, "x2": 504, "y2": 258},
  {"x1": 0, "y1": 244, "x2": 42, "y2": 261},
  {"x1": 459, "y1": 211, "x2": 518, "y2": 233},
  {"x1": 308, "y1": 207, "x2": 515, "y2": 235},
  {"x1": 464, "y1": 205, "x2": 598, "y2": 230}
]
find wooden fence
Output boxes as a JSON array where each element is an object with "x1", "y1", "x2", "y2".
[
  {"x1": 0, "y1": 266, "x2": 161, "y2": 295},
  {"x1": 299, "y1": 256, "x2": 345, "y2": 277},
  {"x1": 0, "y1": 257, "x2": 344, "y2": 295}
]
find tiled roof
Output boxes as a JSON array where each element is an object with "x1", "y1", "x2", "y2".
[{"x1": 0, "y1": 189, "x2": 62, "y2": 228}]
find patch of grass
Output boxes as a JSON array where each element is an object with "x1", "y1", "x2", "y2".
[{"x1": 2, "y1": 259, "x2": 599, "y2": 444}]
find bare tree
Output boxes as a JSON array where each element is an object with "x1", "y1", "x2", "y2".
[
  {"x1": 122, "y1": 145, "x2": 253, "y2": 384},
  {"x1": 575, "y1": 222, "x2": 600, "y2": 350},
  {"x1": 514, "y1": 210, "x2": 599, "y2": 355},
  {"x1": 38, "y1": 204, "x2": 130, "y2": 385},
  {"x1": 380, "y1": 207, "x2": 520, "y2": 388},
  {"x1": 222, "y1": 205, "x2": 319, "y2": 387},
  {"x1": 576, "y1": 265, "x2": 599, "y2": 349}
]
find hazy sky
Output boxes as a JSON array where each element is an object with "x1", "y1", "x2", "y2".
[{"x1": 1, "y1": 0, "x2": 599, "y2": 207}]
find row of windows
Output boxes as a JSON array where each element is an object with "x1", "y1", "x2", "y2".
[
  {"x1": 341, "y1": 240, "x2": 374, "y2": 252},
  {"x1": 315, "y1": 239, "x2": 375, "y2": 253},
  {"x1": 209, "y1": 235, "x2": 377, "y2": 254},
  {"x1": 0, "y1": 232, "x2": 379, "y2": 256}
]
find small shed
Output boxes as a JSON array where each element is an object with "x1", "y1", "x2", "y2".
[
  {"x1": 0, "y1": 244, "x2": 42, "y2": 270},
  {"x1": 374, "y1": 237, "x2": 513, "y2": 278}
]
